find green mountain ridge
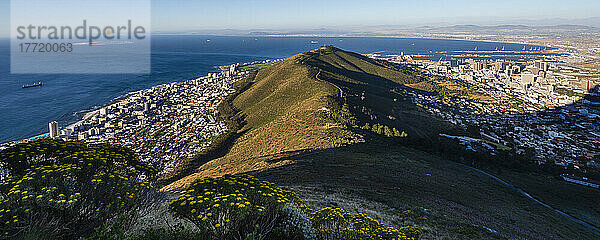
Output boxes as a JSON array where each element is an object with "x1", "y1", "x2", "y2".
[
  {"x1": 164, "y1": 46, "x2": 600, "y2": 239},
  {"x1": 165, "y1": 46, "x2": 459, "y2": 190}
]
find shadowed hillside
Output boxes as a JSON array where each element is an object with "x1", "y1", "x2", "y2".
[
  {"x1": 165, "y1": 46, "x2": 458, "y2": 190},
  {"x1": 301, "y1": 46, "x2": 461, "y2": 142},
  {"x1": 163, "y1": 46, "x2": 600, "y2": 240}
]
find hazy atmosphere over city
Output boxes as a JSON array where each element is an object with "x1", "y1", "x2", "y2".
[{"x1": 1, "y1": 0, "x2": 600, "y2": 239}]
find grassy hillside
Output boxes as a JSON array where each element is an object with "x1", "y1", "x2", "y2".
[
  {"x1": 165, "y1": 48, "x2": 365, "y2": 190},
  {"x1": 251, "y1": 141, "x2": 600, "y2": 240},
  {"x1": 164, "y1": 46, "x2": 600, "y2": 239},
  {"x1": 165, "y1": 46, "x2": 457, "y2": 190},
  {"x1": 301, "y1": 46, "x2": 459, "y2": 141}
]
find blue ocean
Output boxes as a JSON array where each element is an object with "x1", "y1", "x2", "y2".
[{"x1": 0, "y1": 35, "x2": 546, "y2": 143}]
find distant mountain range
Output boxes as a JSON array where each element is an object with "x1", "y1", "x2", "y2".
[
  {"x1": 420, "y1": 24, "x2": 598, "y2": 31},
  {"x1": 154, "y1": 17, "x2": 600, "y2": 37}
]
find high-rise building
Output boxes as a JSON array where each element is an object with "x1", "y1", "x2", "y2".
[
  {"x1": 541, "y1": 62, "x2": 549, "y2": 72},
  {"x1": 49, "y1": 121, "x2": 59, "y2": 139},
  {"x1": 521, "y1": 72, "x2": 537, "y2": 85},
  {"x1": 534, "y1": 60, "x2": 542, "y2": 69},
  {"x1": 473, "y1": 62, "x2": 485, "y2": 71},
  {"x1": 538, "y1": 71, "x2": 546, "y2": 79},
  {"x1": 494, "y1": 61, "x2": 505, "y2": 72},
  {"x1": 511, "y1": 65, "x2": 522, "y2": 74},
  {"x1": 458, "y1": 65, "x2": 466, "y2": 74},
  {"x1": 229, "y1": 64, "x2": 237, "y2": 75},
  {"x1": 450, "y1": 59, "x2": 459, "y2": 68}
]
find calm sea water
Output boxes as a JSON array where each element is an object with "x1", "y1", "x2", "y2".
[{"x1": 0, "y1": 35, "x2": 545, "y2": 143}]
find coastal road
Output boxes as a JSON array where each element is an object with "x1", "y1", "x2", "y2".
[{"x1": 460, "y1": 163, "x2": 600, "y2": 236}]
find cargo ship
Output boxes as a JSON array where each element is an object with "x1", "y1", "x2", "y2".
[{"x1": 22, "y1": 82, "x2": 42, "y2": 88}]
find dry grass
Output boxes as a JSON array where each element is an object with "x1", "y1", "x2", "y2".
[{"x1": 163, "y1": 52, "x2": 363, "y2": 191}]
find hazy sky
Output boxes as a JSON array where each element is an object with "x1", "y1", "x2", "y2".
[
  {"x1": 1, "y1": 0, "x2": 600, "y2": 36},
  {"x1": 151, "y1": 0, "x2": 600, "y2": 30}
]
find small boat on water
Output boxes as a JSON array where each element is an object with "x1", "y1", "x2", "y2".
[
  {"x1": 22, "y1": 82, "x2": 42, "y2": 88},
  {"x1": 310, "y1": 41, "x2": 319, "y2": 44}
]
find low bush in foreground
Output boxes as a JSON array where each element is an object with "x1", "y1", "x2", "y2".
[
  {"x1": 0, "y1": 140, "x2": 421, "y2": 239},
  {"x1": 170, "y1": 174, "x2": 421, "y2": 240},
  {"x1": 0, "y1": 139, "x2": 157, "y2": 239},
  {"x1": 310, "y1": 207, "x2": 421, "y2": 240},
  {"x1": 170, "y1": 174, "x2": 312, "y2": 240}
]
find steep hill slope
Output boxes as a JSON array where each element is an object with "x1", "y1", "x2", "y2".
[
  {"x1": 164, "y1": 46, "x2": 600, "y2": 239},
  {"x1": 165, "y1": 47, "x2": 363, "y2": 189},
  {"x1": 165, "y1": 46, "x2": 453, "y2": 190},
  {"x1": 302, "y1": 46, "x2": 459, "y2": 141}
]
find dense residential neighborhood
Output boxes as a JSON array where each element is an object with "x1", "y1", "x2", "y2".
[
  {"x1": 61, "y1": 69, "x2": 240, "y2": 172},
  {"x1": 368, "y1": 53, "x2": 600, "y2": 178},
  {"x1": 0, "y1": 60, "x2": 278, "y2": 173}
]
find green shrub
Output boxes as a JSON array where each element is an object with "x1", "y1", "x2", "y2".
[
  {"x1": 170, "y1": 175, "x2": 421, "y2": 240},
  {"x1": 0, "y1": 139, "x2": 157, "y2": 239},
  {"x1": 364, "y1": 123, "x2": 407, "y2": 138},
  {"x1": 169, "y1": 174, "x2": 311, "y2": 240},
  {"x1": 309, "y1": 207, "x2": 420, "y2": 240}
]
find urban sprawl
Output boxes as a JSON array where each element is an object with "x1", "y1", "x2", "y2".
[
  {"x1": 1, "y1": 60, "x2": 278, "y2": 173},
  {"x1": 2, "y1": 46, "x2": 600, "y2": 188},
  {"x1": 369, "y1": 50, "x2": 600, "y2": 181}
]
